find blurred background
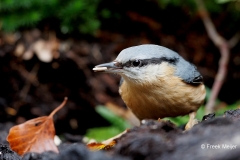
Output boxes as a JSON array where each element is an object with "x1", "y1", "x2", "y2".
[{"x1": 0, "y1": 0, "x2": 240, "y2": 141}]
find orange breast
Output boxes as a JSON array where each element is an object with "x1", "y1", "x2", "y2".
[{"x1": 119, "y1": 76, "x2": 206, "y2": 120}]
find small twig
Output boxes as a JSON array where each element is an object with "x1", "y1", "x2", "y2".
[
  {"x1": 196, "y1": 0, "x2": 222, "y2": 46},
  {"x1": 19, "y1": 63, "x2": 40, "y2": 99},
  {"x1": 195, "y1": 0, "x2": 239, "y2": 114},
  {"x1": 11, "y1": 63, "x2": 39, "y2": 86},
  {"x1": 206, "y1": 43, "x2": 229, "y2": 114}
]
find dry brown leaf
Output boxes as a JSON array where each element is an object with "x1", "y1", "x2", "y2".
[
  {"x1": 33, "y1": 40, "x2": 53, "y2": 63},
  {"x1": 87, "y1": 130, "x2": 127, "y2": 151},
  {"x1": 33, "y1": 33, "x2": 59, "y2": 63},
  {"x1": 22, "y1": 49, "x2": 34, "y2": 60},
  {"x1": 14, "y1": 43, "x2": 25, "y2": 57},
  {"x1": 7, "y1": 97, "x2": 68, "y2": 156},
  {"x1": 87, "y1": 141, "x2": 116, "y2": 150}
]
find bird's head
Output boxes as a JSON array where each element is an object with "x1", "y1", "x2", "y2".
[{"x1": 93, "y1": 44, "x2": 201, "y2": 85}]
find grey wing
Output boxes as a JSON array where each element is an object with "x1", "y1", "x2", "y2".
[
  {"x1": 118, "y1": 77, "x2": 125, "y2": 96},
  {"x1": 175, "y1": 60, "x2": 203, "y2": 85},
  {"x1": 119, "y1": 77, "x2": 124, "y2": 87}
]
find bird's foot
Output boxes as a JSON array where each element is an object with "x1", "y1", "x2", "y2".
[{"x1": 185, "y1": 112, "x2": 199, "y2": 130}]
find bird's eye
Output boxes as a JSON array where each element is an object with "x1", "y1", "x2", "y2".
[{"x1": 132, "y1": 59, "x2": 142, "y2": 67}]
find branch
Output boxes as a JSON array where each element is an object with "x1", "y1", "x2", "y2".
[
  {"x1": 196, "y1": 0, "x2": 233, "y2": 114},
  {"x1": 228, "y1": 32, "x2": 240, "y2": 48}
]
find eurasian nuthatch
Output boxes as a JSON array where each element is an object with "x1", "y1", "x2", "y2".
[{"x1": 93, "y1": 44, "x2": 206, "y2": 129}]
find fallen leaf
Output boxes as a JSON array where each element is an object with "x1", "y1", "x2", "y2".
[
  {"x1": 33, "y1": 40, "x2": 53, "y2": 63},
  {"x1": 14, "y1": 43, "x2": 25, "y2": 57},
  {"x1": 87, "y1": 141, "x2": 116, "y2": 150},
  {"x1": 7, "y1": 97, "x2": 68, "y2": 156},
  {"x1": 87, "y1": 130, "x2": 127, "y2": 151},
  {"x1": 22, "y1": 49, "x2": 34, "y2": 60}
]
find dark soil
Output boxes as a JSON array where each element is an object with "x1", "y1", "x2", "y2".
[{"x1": 1, "y1": 109, "x2": 240, "y2": 160}]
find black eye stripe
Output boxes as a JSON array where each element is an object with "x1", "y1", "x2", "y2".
[{"x1": 123, "y1": 57, "x2": 178, "y2": 68}]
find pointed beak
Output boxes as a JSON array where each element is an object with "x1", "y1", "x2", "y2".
[{"x1": 93, "y1": 61, "x2": 122, "y2": 72}]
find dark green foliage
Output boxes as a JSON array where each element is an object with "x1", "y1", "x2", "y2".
[
  {"x1": 157, "y1": 0, "x2": 240, "y2": 15},
  {"x1": 157, "y1": 0, "x2": 196, "y2": 9},
  {"x1": 0, "y1": 0, "x2": 100, "y2": 35},
  {"x1": 0, "y1": 0, "x2": 240, "y2": 35}
]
